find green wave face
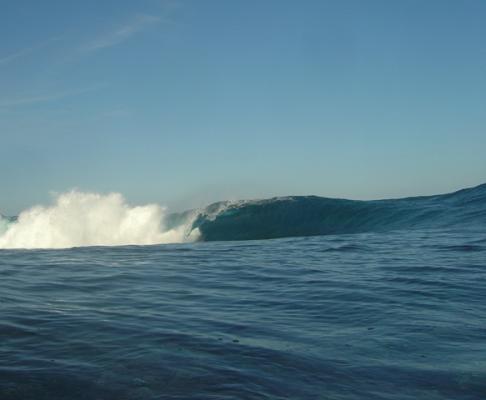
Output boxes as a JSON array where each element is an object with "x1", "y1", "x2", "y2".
[{"x1": 190, "y1": 183, "x2": 486, "y2": 241}]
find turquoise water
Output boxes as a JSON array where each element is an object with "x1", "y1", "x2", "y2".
[{"x1": 1, "y1": 227, "x2": 485, "y2": 399}]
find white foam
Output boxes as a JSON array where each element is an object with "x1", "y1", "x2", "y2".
[
  {"x1": 0, "y1": 215, "x2": 10, "y2": 237},
  {"x1": 0, "y1": 191, "x2": 199, "y2": 249}
]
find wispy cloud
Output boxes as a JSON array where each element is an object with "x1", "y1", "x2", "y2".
[
  {"x1": 82, "y1": 14, "x2": 160, "y2": 52},
  {"x1": 102, "y1": 108, "x2": 133, "y2": 118},
  {"x1": 0, "y1": 85, "x2": 105, "y2": 108},
  {"x1": 0, "y1": 37, "x2": 60, "y2": 67},
  {"x1": 0, "y1": 47, "x2": 33, "y2": 66}
]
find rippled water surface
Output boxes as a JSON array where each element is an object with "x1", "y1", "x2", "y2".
[{"x1": 1, "y1": 228, "x2": 486, "y2": 399}]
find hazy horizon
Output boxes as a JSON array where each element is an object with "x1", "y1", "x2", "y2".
[{"x1": 2, "y1": 180, "x2": 485, "y2": 218}]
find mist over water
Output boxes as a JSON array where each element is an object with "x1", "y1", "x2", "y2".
[{"x1": 0, "y1": 191, "x2": 199, "y2": 249}]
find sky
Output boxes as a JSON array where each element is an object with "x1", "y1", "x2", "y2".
[{"x1": 1, "y1": 0, "x2": 485, "y2": 215}]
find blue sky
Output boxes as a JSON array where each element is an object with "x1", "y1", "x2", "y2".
[{"x1": 1, "y1": 0, "x2": 485, "y2": 215}]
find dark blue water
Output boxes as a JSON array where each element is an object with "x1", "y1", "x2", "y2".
[
  {"x1": 2, "y1": 227, "x2": 486, "y2": 399},
  {"x1": 186, "y1": 183, "x2": 486, "y2": 241}
]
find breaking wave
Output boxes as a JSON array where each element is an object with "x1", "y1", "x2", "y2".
[
  {"x1": 1, "y1": 183, "x2": 485, "y2": 249},
  {"x1": 0, "y1": 191, "x2": 199, "y2": 249}
]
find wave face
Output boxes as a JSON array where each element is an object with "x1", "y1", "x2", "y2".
[
  {"x1": 0, "y1": 191, "x2": 199, "y2": 249},
  {"x1": 1, "y1": 183, "x2": 485, "y2": 248},
  {"x1": 189, "y1": 183, "x2": 486, "y2": 241}
]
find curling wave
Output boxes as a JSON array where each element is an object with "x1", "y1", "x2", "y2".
[
  {"x1": 187, "y1": 182, "x2": 486, "y2": 241},
  {"x1": 1, "y1": 183, "x2": 485, "y2": 249}
]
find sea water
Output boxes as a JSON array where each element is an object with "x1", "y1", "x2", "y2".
[{"x1": 1, "y1": 227, "x2": 485, "y2": 399}]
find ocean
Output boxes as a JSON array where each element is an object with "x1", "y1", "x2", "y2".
[{"x1": 1, "y1": 185, "x2": 485, "y2": 399}]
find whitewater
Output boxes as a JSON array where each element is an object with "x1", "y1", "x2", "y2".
[{"x1": 0, "y1": 191, "x2": 200, "y2": 249}]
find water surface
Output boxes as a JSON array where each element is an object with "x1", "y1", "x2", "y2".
[{"x1": 1, "y1": 228, "x2": 485, "y2": 399}]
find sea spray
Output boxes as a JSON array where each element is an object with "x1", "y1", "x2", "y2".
[
  {"x1": 0, "y1": 214, "x2": 11, "y2": 237},
  {"x1": 0, "y1": 191, "x2": 199, "y2": 249}
]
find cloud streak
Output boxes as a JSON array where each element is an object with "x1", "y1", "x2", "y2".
[
  {"x1": 0, "y1": 85, "x2": 104, "y2": 108},
  {"x1": 0, "y1": 47, "x2": 33, "y2": 66},
  {"x1": 0, "y1": 37, "x2": 60, "y2": 67},
  {"x1": 82, "y1": 14, "x2": 160, "y2": 52}
]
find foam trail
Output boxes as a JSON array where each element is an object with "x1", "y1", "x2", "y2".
[{"x1": 0, "y1": 191, "x2": 199, "y2": 249}]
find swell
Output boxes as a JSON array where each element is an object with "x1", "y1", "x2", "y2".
[{"x1": 186, "y1": 183, "x2": 486, "y2": 241}]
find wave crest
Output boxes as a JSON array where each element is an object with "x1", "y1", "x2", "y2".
[{"x1": 1, "y1": 183, "x2": 485, "y2": 248}]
